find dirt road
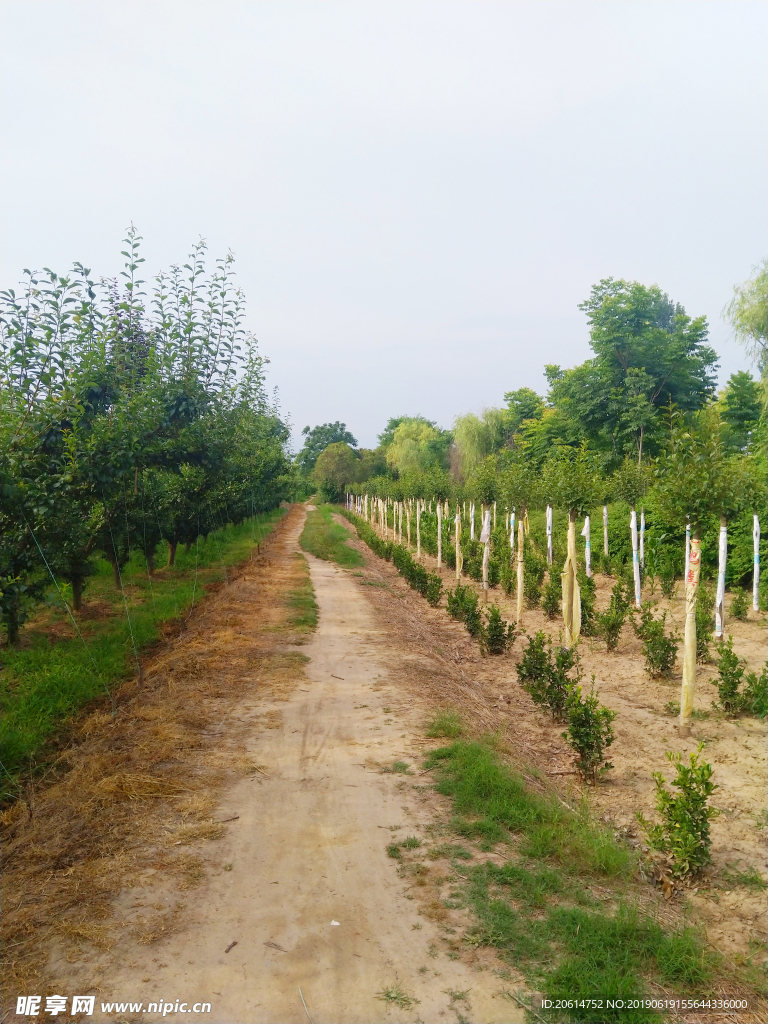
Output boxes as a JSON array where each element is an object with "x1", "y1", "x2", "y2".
[{"x1": 76, "y1": 509, "x2": 523, "y2": 1024}]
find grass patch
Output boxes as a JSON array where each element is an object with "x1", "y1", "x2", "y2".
[
  {"x1": 299, "y1": 505, "x2": 364, "y2": 567},
  {"x1": 420, "y1": 739, "x2": 720, "y2": 1020},
  {"x1": 720, "y1": 863, "x2": 768, "y2": 892},
  {"x1": 381, "y1": 760, "x2": 412, "y2": 774},
  {"x1": 376, "y1": 982, "x2": 419, "y2": 1010},
  {"x1": 0, "y1": 510, "x2": 285, "y2": 800},
  {"x1": 286, "y1": 554, "x2": 319, "y2": 631},
  {"x1": 426, "y1": 707, "x2": 464, "y2": 738}
]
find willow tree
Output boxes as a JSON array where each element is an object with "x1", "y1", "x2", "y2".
[
  {"x1": 653, "y1": 416, "x2": 758, "y2": 736},
  {"x1": 542, "y1": 445, "x2": 603, "y2": 646}
]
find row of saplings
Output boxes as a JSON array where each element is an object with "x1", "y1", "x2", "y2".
[{"x1": 343, "y1": 509, "x2": 766, "y2": 885}]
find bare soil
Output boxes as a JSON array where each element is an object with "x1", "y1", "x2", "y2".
[{"x1": 2, "y1": 506, "x2": 765, "y2": 1024}]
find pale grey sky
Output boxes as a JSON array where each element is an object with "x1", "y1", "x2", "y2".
[{"x1": 2, "y1": 1, "x2": 765, "y2": 448}]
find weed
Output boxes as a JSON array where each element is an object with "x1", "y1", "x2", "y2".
[
  {"x1": 562, "y1": 679, "x2": 616, "y2": 784},
  {"x1": 426, "y1": 708, "x2": 463, "y2": 738},
  {"x1": 428, "y1": 943, "x2": 438, "y2": 958},
  {"x1": 381, "y1": 760, "x2": 412, "y2": 774},
  {"x1": 633, "y1": 602, "x2": 680, "y2": 678},
  {"x1": 444, "y1": 989, "x2": 470, "y2": 1003},
  {"x1": 376, "y1": 981, "x2": 419, "y2": 1010},
  {"x1": 663, "y1": 701, "x2": 709, "y2": 720},
  {"x1": 596, "y1": 580, "x2": 629, "y2": 652},
  {"x1": 721, "y1": 862, "x2": 768, "y2": 892},
  {"x1": 427, "y1": 843, "x2": 473, "y2": 861},
  {"x1": 386, "y1": 842, "x2": 402, "y2": 859},
  {"x1": 638, "y1": 743, "x2": 719, "y2": 879},
  {"x1": 402, "y1": 835, "x2": 422, "y2": 849},
  {"x1": 730, "y1": 587, "x2": 750, "y2": 621}
]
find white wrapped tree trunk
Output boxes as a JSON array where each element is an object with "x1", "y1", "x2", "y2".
[
  {"x1": 582, "y1": 515, "x2": 592, "y2": 577},
  {"x1": 470, "y1": 503, "x2": 475, "y2": 541},
  {"x1": 754, "y1": 514, "x2": 761, "y2": 612},
  {"x1": 437, "y1": 503, "x2": 442, "y2": 568},
  {"x1": 680, "y1": 532, "x2": 702, "y2": 737},
  {"x1": 480, "y1": 509, "x2": 491, "y2": 600},
  {"x1": 546, "y1": 505, "x2": 553, "y2": 566},
  {"x1": 416, "y1": 501, "x2": 421, "y2": 559},
  {"x1": 510, "y1": 510, "x2": 515, "y2": 556},
  {"x1": 685, "y1": 523, "x2": 691, "y2": 582},
  {"x1": 630, "y1": 510, "x2": 641, "y2": 608},
  {"x1": 406, "y1": 502, "x2": 411, "y2": 547},
  {"x1": 455, "y1": 511, "x2": 463, "y2": 580},
  {"x1": 603, "y1": 505, "x2": 609, "y2": 557},
  {"x1": 640, "y1": 508, "x2": 646, "y2": 565},
  {"x1": 715, "y1": 516, "x2": 727, "y2": 638},
  {"x1": 516, "y1": 516, "x2": 525, "y2": 624},
  {"x1": 493, "y1": 501, "x2": 497, "y2": 529}
]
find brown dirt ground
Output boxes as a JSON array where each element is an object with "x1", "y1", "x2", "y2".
[
  {"x1": 334, "y1": 515, "x2": 767, "y2": 1006},
  {"x1": 2, "y1": 505, "x2": 765, "y2": 1024}
]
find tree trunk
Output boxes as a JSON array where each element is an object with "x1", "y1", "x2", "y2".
[
  {"x1": 437, "y1": 503, "x2": 442, "y2": 568},
  {"x1": 146, "y1": 552, "x2": 155, "y2": 576},
  {"x1": 185, "y1": 540, "x2": 193, "y2": 555},
  {"x1": 416, "y1": 502, "x2": 421, "y2": 559},
  {"x1": 454, "y1": 512, "x2": 462, "y2": 580},
  {"x1": 6, "y1": 603, "x2": 20, "y2": 645},
  {"x1": 582, "y1": 515, "x2": 592, "y2": 577},
  {"x1": 108, "y1": 553, "x2": 121, "y2": 590},
  {"x1": 562, "y1": 510, "x2": 581, "y2": 648},
  {"x1": 546, "y1": 505, "x2": 553, "y2": 566},
  {"x1": 167, "y1": 540, "x2": 178, "y2": 567},
  {"x1": 685, "y1": 523, "x2": 691, "y2": 581},
  {"x1": 72, "y1": 577, "x2": 84, "y2": 612},
  {"x1": 754, "y1": 514, "x2": 761, "y2": 612},
  {"x1": 516, "y1": 515, "x2": 525, "y2": 624},
  {"x1": 630, "y1": 508, "x2": 641, "y2": 608},
  {"x1": 715, "y1": 515, "x2": 727, "y2": 638},
  {"x1": 603, "y1": 505, "x2": 609, "y2": 557},
  {"x1": 680, "y1": 530, "x2": 702, "y2": 737}
]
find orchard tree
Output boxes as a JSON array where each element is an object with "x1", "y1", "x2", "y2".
[{"x1": 499, "y1": 456, "x2": 541, "y2": 625}]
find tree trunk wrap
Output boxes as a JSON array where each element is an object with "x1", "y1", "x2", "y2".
[
  {"x1": 493, "y1": 501, "x2": 497, "y2": 529},
  {"x1": 640, "y1": 508, "x2": 646, "y2": 565},
  {"x1": 630, "y1": 509, "x2": 641, "y2": 608},
  {"x1": 437, "y1": 503, "x2": 442, "y2": 568},
  {"x1": 561, "y1": 512, "x2": 581, "y2": 648},
  {"x1": 406, "y1": 504, "x2": 411, "y2": 547},
  {"x1": 581, "y1": 515, "x2": 592, "y2": 577},
  {"x1": 685, "y1": 523, "x2": 691, "y2": 582},
  {"x1": 715, "y1": 516, "x2": 727, "y2": 638},
  {"x1": 516, "y1": 516, "x2": 525, "y2": 624},
  {"x1": 680, "y1": 532, "x2": 702, "y2": 735},
  {"x1": 416, "y1": 502, "x2": 421, "y2": 559},
  {"x1": 754, "y1": 514, "x2": 761, "y2": 612},
  {"x1": 603, "y1": 505, "x2": 609, "y2": 556},
  {"x1": 510, "y1": 511, "x2": 515, "y2": 556},
  {"x1": 470, "y1": 503, "x2": 475, "y2": 541},
  {"x1": 455, "y1": 513, "x2": 462, "y2": 580},
  {"x1": 480, "y1": 509, "x2": 491, "y2": 598},
  {"x1": 546, "y1": 505, "x2": 553, "y2": 566}
]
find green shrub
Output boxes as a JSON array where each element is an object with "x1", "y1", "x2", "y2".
[
  {"x1": 446, "y1": 583, "x2": 483, "y2": 639},
  {"x1": 695, "y1": 583, "x2": 714, "y2": 663},
  {"x1": 713, "y1": 637, "x2": 768, "y2": 718},
  {"x1": 483, "y1": 605, "x2": 516, "y2": 655},
  {"x1": 425, "y1": 573, "x2": 443, "y2": 606},
  {"x1": 578, "y1": 568, "x2": 596, "y2": 637},
  {"x1": 563, "y1": 680, "x2": 616, "y2": 784},
  {"x1": 596, "y1": 580, "x2": 629, "y2": 652},
  {"x1": 517, "y1": 631, "x2": 579, "y2": 721},
  {"x1": 658, "y1": 560, "x2": 677, "y2": 600},
  {"x1": 499, "y1": 559, "x2": 516, "y2": 597},
  {"x1": 541, "y1": 575, "x2": 560, "y2": 619},
  {"x1": 638, "y1": 743, "x2": 718, "y2": 879},
  {"x1": 633, "y1": 602, "x2": 680, "y2": 678},
  {"x1": 524, "y1": 550, "x2": 546, "y2": 608},
  {"x1": 730, "y1": 588, "x2": 749, "y2": 621}
]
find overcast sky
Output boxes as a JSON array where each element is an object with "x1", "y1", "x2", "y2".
[{"x1": 2, "y1": 1, "x2": 765, "y2": 449}]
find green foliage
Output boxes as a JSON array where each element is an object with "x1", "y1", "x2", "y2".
[
  {"x1": 695, "y1": 583, "x2": 714, "y2": 662},
  {"x1": 563, "y1": 680, "x2": 616, "y2": 784},
  {"x1": 425, "y1": 708, "x2": 463, "y2": 738},
  {"x1": 425, "y1": 573, "x2": 443, "y2": 607},
  {"x1": 541, "y1": 574, "x2": 560, "y2": 619},
  {"x1": 596, "y1": 580, "x2": 630, "y2": 652},
  {"x1": 632, "y1": 602, "x2": 680, "y2": 678},
  {"x1": 638, "y1": 744, "x2": 719, "y2": 879},
  {"x1": 312, "y1": 442, "x2": 361, "y2": 503},
  {"x1": 523, "y1": 548, "x2": 546, "y2": 608},
  {"x1": 730, "y1": 587, "x2": 749, "y2": 621},
  {"x1": 445, "y1": 583, "x2": 483, "y2": 639},
  {"x1": 577, "y1": 568, "x2": 596, "y2": 636},
  {"x1": 517, "y1": 632, "x2": 579, "y2": 721},
  {"x1": 713, "y1": 636, "x2": 768, "y2": 718},
  {"x1": 541, "y1": 443, "x2": 603, "y2": 516},
  {"x1": 296, "y1": 421, "x2": 357, "y2": 476},
  {"x1": 724, "y1": 258, "x2": 767, "y2": 379},
  {"x1": 483, "y1": 605, "x2": 516, "y2": 655}
]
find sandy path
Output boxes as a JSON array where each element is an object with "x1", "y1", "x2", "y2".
[{"x1": 97, "y1": 519, "x2": 523, "y2": 1024}]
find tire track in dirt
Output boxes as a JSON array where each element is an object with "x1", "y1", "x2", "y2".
[{"x1": 40, "y1": 506, "x2": 524, "y2": 1024}]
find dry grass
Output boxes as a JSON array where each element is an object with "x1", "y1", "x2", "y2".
[{"x1": 1, "y1": 507, "x2": 310, "y2": 1004}]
